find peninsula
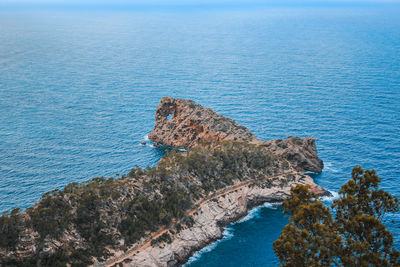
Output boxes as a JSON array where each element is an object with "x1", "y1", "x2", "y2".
[{"x1": 0, "y1": 97, "x2": 328, "y2": 266}]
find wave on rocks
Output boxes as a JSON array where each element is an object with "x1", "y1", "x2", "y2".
[
  {"x1": 321, "y1": 190, "x2": 340, "y2": 202},
  {"x1": 184, "y1": 202, "x2": 281, "y2": 265},
  {"x1": 143, "y1": 134, "x2": 155, "y2": 147},
  {"x1": 183, "y1": 226, "x2": 234, "y2": 266},
  {"x1": 236, "y1": 202, "x2": 280, "y2": 224}
]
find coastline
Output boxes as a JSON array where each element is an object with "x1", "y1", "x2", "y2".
[
  {"x1": 180, "y1": 200, "x2": 281, "y2": 267},
  {"x1": 0, "y1": 98, "x2": 329, "y2": 266},
  {"x1": 102, "y1": 172, "x2": 329, "y2": 267},
  {"x1": 165, "y1": 189, "x2": 338, "y2": 267},
  {"x1": 183, "y1": 201, "x2": 282, "y2": 266}
]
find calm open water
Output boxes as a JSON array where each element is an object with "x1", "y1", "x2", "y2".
[{"x1": 1, "y1": 3, "x2": 399, "y2": 266}]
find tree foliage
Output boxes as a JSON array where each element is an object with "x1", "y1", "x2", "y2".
[
  {"x1": 0, "y1": 141, "x2": 286, "y2": 266},
  {"x1": 274, "y1": 167, "x2": 400, "y2": 267}
]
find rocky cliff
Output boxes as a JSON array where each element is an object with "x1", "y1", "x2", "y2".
[
  {"x1": 148, "y1": 97, "x2": 260, "y2": 148},
  {"x1": 0, "y1": 97, "x2": 326, "y2": 267},
  {"x1": 106, "y1": 172, "x2": 326, "y2": 267},
  {"x1": 149, "y1": 97, "x2": 323, "y2": 173}
]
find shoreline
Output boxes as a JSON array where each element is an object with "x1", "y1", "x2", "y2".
[
  {"x1": 181, "y1": 201, "x2": 282, "y2": 267},
  {"x1": 183, "y1": 201, "x2": 282, "y2": 266},
  {"x1": 0, "y1": 98, "x2": 329, "y2": 266},
  {"x1": 102, "y1": 172, "x2": 330, "y2": 267},
  {"x1": 183, "y1": 189, "x2": 338, "y2": 266}
]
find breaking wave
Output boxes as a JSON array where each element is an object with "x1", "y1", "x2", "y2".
[
  {"x1": 321, "y1": 190, "x2": 340, "y2": 202},
  {"x1": 184, "y1": 202, "x2": 281, "y2": 265},
  {"x1": 183, "y1": 226, "x2": 234, "y2": 266},
  {"x1": 236, "y1": 202, "x2": 280, "y2": 224}
]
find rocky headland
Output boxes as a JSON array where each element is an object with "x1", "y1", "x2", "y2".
[
  {"x1": 148, "y1": 97, "x2": 260, "y2": 148},
  {"x1": 149, "y1": 97, "x2": 323, "y2": 173},
  {"x1": 0, "y1": 97, "x2": 327, "y2": 267}
]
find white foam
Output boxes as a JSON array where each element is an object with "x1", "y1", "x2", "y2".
[
  {"x1": 236, "y1": 202, "x2": 280, "y2": 224},
  {"x1": 178, "y1": 148, "x2": 187, "y2": 152},
  {"x1": 237, "y1": 207, "x2": 262, "y2": 223},
  {"x1": 184, "y1": 202, "x2": 281, "y2": 265},
  {"x1": 321, "y1": 190, "x2": 340, "y2": 202},
  {"x1": 222, "y1": 226, "x2": 234, "y2": 239},
  {"x1": 263, "y1": 202, "x2": 281, "y2": 209},
  {"x1": 142, "y1": 134, "x2": 155, "y2": 147},
  {"x1": 183, "y1": 226, "x2": 234, "y2": 266}
]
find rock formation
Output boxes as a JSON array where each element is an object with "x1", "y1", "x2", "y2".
[
  {"x1": 110, "y1": 173, "x2": 325, "y2": 267},
  {"x1": 149, "y1": 97, "x2": 260, "y2": 148},
  {"x1": 150, "y1": 97, "x2": 323, "y2": 173},
  {"x1": 0, "y1": 97, "x2": 327, "y2": 267},
  {"x1": 264, "y1": 137, "x2": 324, "y2": 173}
]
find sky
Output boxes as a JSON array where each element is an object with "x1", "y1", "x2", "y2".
[{"x1": 1, "y1": 0, "x2": 399, "y2": 9}]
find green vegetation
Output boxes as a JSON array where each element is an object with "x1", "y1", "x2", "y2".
[
  {"x1": 274, "y1": 167, "x2": 400, "y2": 267},
  {"x1": 151, "y1": 233, "x2": 172, "y2": 246},
  {"x1": 0, "y1": 141, "x2": 284, "y2": 266},
  {"x1": 28, "y1": 189, "x2": 72, "y2": 239},
  {"x1": 0, "y1": 208, "x2": 25, "y2": 249}
]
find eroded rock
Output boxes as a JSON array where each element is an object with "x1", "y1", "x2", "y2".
[
  {"x1": 0, "y1": 97, "x2": 327, "y2": 267},
  {"x1": 149, "y1": 97, "x2": 260, "y2": 148},
  {"x1": 149, "y1": 97, "x2": 323, "y2": 173}
]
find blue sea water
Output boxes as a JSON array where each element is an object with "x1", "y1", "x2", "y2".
[{"x1": 1, "y1": 3, "x2": 400, "y2": 265}]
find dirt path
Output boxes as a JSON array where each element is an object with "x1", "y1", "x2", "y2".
[{"x1": 104, "y1": 171, "x2": 295, "y2": 267}]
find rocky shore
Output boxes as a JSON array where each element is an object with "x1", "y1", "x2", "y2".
[
  {"x1": 0, "y1": 97, "x2": 327, "y2": 267},
  {"x1": 102, "y1": 97, "x2": 327, "y2": 267},
  {"x1": 149, "y1": 97, "x2": 323, "y2": 173},
  {"x1": 106, "y1": 173, "x2": 326, "y2": 267}
]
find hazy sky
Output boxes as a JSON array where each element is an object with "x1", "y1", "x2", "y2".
[
  {"x1": 1, "y1": 0, "x2": 398, "y2": 6},
  {"x1": 0, "y1": 0, "x2": 398, "y2": 11}
]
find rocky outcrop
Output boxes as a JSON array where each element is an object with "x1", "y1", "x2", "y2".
[
  {"x1": 106, "y1": 174, "x2": 327, "y2": 267},
  {"x1": 264, "y1": 137, "x2": 324, "y2": 173},
  {"x1": 0, "y1": 97, "x2": 327, "y2": 267},
  {"x1": 149, "y1": 97, "x2": 260, "y2": 148},
  {"x1": 101, "y1": 98, "x2": 327, "y2": 267},
  {"x1": 149, "y1": 97, "x2": 323, "y2": 173}
]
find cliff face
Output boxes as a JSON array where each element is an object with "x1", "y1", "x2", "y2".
[
  {"x1": 148, "y1": 97, "x2": 260, "y2": 148},
  {"x1": 0, "y1": 97, "x2": 326, "y2": 267},
  {"x1": 264, "y1": 137, "x2": 324, "y2": 173},
  {"x1": 149, "y1": 97, "x2": 323, "y2": 173},
  {"x1": 107, "y1": 173, "x2": 326, "y2": 267}
]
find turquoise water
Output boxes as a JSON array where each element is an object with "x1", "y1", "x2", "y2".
[{"x1": 1, "y1": 4, "x2": 399, "y2": 265}]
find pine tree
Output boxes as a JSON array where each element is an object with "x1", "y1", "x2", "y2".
[{"x1": 274, "y1": 167, "x2": 400, "y2": 267}]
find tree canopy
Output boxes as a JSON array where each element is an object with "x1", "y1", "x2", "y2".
[{"x1": 274, "y1": 166, "x2": 400, "y2": 267}]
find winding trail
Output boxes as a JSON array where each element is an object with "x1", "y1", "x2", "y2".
[{"x1": 103, "y1": 171, "x2": 295, "y2": 267}]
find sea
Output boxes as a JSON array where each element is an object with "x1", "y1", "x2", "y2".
[{"x1": 0, "y1": 2, "x2": 399, "y2": 266}]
